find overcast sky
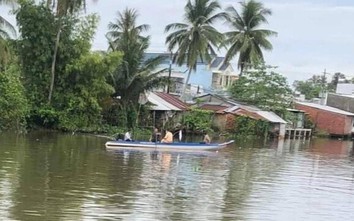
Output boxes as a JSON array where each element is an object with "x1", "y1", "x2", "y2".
[{"x1": 2, "y1": 0, "x2": 354, "y2": 84}]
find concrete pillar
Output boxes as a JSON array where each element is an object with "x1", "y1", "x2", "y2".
[{"x1": 279, "y1": 123, "x2": 286, "y2": 139}]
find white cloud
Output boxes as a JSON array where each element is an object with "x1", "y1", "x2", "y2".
[{"x1": 263, "y1": 1, "x2": 354, "y2": 82}]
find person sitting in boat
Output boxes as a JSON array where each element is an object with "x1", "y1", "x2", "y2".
[
  {"x1": 150, "y1": 127, "x2": 161, "y2": 142},
  {"x1": 161, "y1": 129, "x2": 173, "y2": 143},
  {"x1": 202, "y1": 131, "x2": 211, "y2": 144},
  {"x1": 124, "y1": 130, "x2": 132, "y2": 141}
]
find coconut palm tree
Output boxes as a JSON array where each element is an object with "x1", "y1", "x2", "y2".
[
  {"x1": 47, "y1": 0, "x2": 97, "y2": 104},
  {"x1": 165, "y1": 0, "x2": 226, "y2": 99},
  {"x1": 107, "y1": 8, "x2": 149, "y2": 53},
  {"x1": 107, "y1": 8, "x2": 168, "y2": 126},
  {"x1": 224, "y1": 0, "x2": 277, "y2": 76}
]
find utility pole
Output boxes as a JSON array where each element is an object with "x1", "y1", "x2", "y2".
[{"x1": 321, "y1": 68, "x2": 328, "y2": 105}]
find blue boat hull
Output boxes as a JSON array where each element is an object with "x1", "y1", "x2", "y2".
[{"x1": 105, "y1": 140, "x2": 234, "y2": 151}]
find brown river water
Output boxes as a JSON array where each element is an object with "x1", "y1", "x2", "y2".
[{"x1": 0, "y1": 131, "x2": 353, "y2": 220}]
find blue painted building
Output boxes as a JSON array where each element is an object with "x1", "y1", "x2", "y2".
[{"x1": 144, "y1": 53, "x2": 237, "y2": 94}]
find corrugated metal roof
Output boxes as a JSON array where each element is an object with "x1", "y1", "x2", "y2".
[
  {"x1": 194, "y1": 93, "x2": 287, "y2": 123},
  {"x1": 199, "y1": 104, "x2": 228, "y2": 112},
  {"x1": 223, "y1": 106, "x2": 240, "y2": 113},
  {"x1": 257, "y1": 111, "x2": 288, "y2": 124},
  {"x1": 296, "y1": 102, "x2": 354, "y2": 116},
  {"x1": 154, "y1": 92, "x2": 189, "y2": 110},
  {"x1": 194, "y1": 93, "x2": 240, "y2": 106},
  {"x1": 147, "y1": 92, "x2": 176, "y2": 111},
  {"x1": 238, "y1": 104, "x2": 261, "y2": 112},
  {"x1": 232, "y1": 108, "x2": 287, "y2": 123},
  {"x1": 234, "y1": 109, "x2": 264, "y2": 120}
]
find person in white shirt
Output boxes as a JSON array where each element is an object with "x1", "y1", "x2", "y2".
[{"x1": 124, "y1": 130, "x2": 132, "y2": 141}]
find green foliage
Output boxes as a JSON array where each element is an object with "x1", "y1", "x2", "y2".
[
  {"x1": 15, "y1": 1, "x2": 57, "y2": 106},
  {"x1": 57, "y1": 51, "x2": 122, "y2": 130},
  {"x1": 293, "y1": 80, "x2": 321, "y2": 100},
  {"x1": 293, "y1": 74, "x2": 327, "y2": 100},
  {"x1": 229, "y1": 63, "x2": 292, "y2": 114},
  {"x1": 294, "y1": 73, "x2": 349, "y2": 100},
  {"x1": 304, "y1": 114, "x2": 315, "y2": 130},
  {"x1": 16, "y1": 1, "x2": 100, "y2": 107},
  {"x1": 0, "y1": 64, "x2": 29, "y2": 131},
  {"x1": 15, "y1": 1, "x2": 119, "y2": 131},
  {"x1": 101, "y1": 99, "x2": 128, "y2": 127},
  {"x1": 182, "y1": 108, "x2": 213, "y2": 132},
  {"x1": 0, "y1": 39, "x2": 14, "y2": 72},
  {"x1": 46, "y1": 0, "x2": 96, "y2": 104},
  {"x1": 72, "y1": 13, "x2": 99, "y2": 52},
  {"x1": 36, "y1": 106, "x2": 60, "y2": 128},
  {"x1": 233, "y1": 116, "x2": 269, "y2": 137},
  {"x1": 283, "y1": 111, "x2": 298, "y2": 128}
]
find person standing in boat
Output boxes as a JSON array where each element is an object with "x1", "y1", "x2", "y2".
[
  {"x1": 150, "y1": 127, "x2": 161, "y2": 142},
  {"x1": 124, "y1": 129, "x2": 132, "y2": 141},
  {"x1": 161, "y1": 129, "x2": 173, "y2": 143}
]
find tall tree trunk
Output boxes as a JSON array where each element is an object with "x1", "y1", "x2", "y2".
[
  {"x1": 239, "y1": 63, "x2": 244, "y2": 77},
  {"x1": 48, "y1": 23, "x2": 62, "y2": 105},
  {"x1": 180, "y1": 68, "x2": 193, "y2": 101}
]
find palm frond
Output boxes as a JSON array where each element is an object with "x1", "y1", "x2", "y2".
[
  {"x1": 205, "y1": 11, "x2": 228, "y2": 24},
  {"x1": 0, "y1": 16, "x2": 16, "y2": 39},
  {"x1": 0, "y1": 0, "x2": 17, "y2": 8},
  {"x1": 164, "y1": 23, "x2": 189, "y2": 32}
]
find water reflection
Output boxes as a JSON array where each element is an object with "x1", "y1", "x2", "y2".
[
  {"x1": 0, "y1": 132, "x2": 353, "y2": 220},
  {"x1": 246, "y1": 138, "x2": 354, "y2": 221},
  {"x1": 104, "y1": 149, "x2": 230, "y2": 221}
]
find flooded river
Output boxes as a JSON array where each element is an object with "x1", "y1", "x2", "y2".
[{"x1": 0, "y1": 131, "x2": 353, "y2": 220}]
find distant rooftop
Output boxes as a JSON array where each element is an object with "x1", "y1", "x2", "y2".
[
  {"x1": 210, "y1": 57, "x2": 224, "y2": 68},
  {"x1": 147, "y1": 92, "x2": 188, "y2": 111},
  {"x1": 195, "y1": 93, "x2": 287, "y2": 124},
  {"x1": 154, "y1": 92, "x2": 189, "y2": 110},
  {"x1": 296, "y1": 101, "x2": 354, "y2": 116},
  {"x1": 336, "y1": 83, "x2": 354, "y2": 95}
]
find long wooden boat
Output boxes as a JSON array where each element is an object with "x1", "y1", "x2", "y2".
[{"x1": 105, "y1": 140, "x2": 234, "y2": 151}]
